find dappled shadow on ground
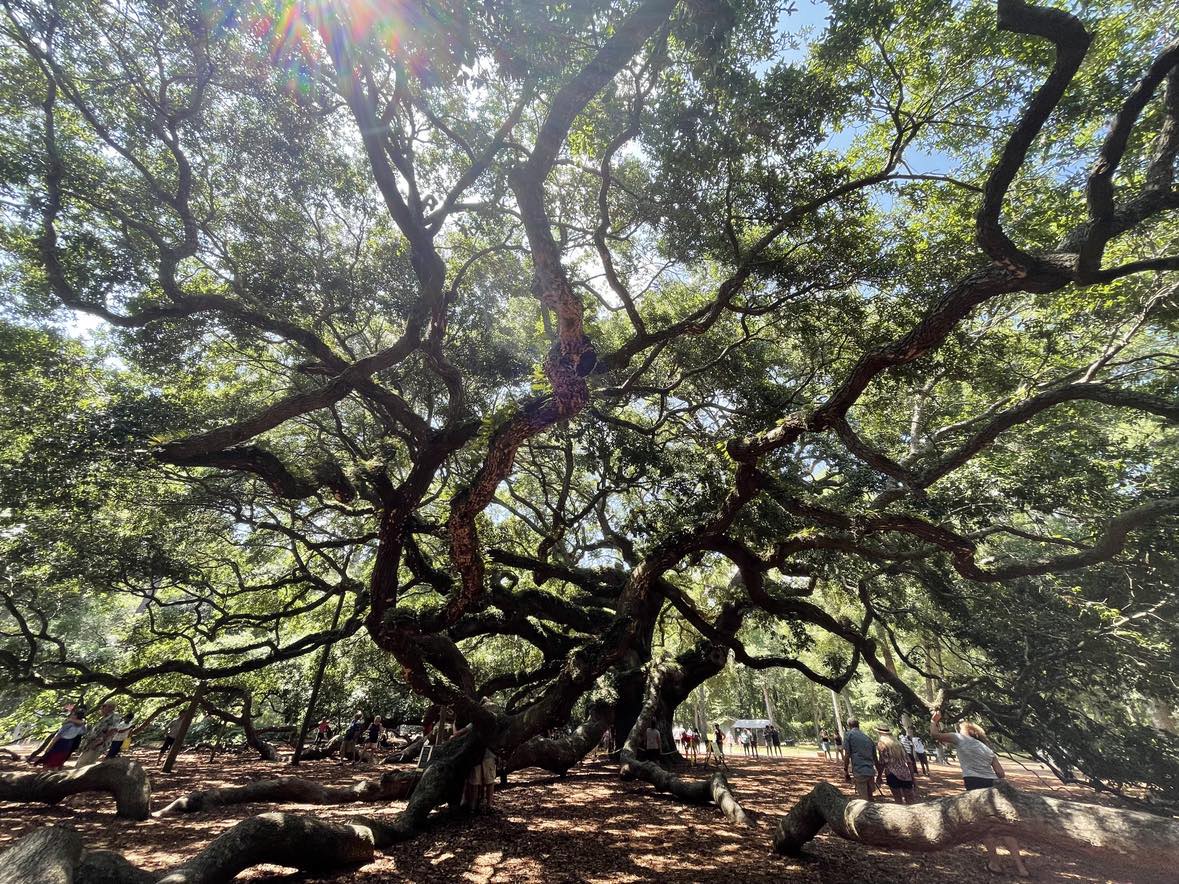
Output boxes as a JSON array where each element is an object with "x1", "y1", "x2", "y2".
[{"x1": 0, "y1": 746, "x2": 1157, "y2": 882}]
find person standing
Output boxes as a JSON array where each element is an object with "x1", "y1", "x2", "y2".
[
  {"x1": 913, "y1": 734, "x2": 930, "y2": 774},
  {"x1": 930, "y1": 711, "x2": 1030, "y2": 877},
  {"x1": 364, "y1": 715, "x2": 384, "y2": 761},
  {"x1": 313, "y1": 718, "x2": 331, "y2": 747},
  {"x1": 820, "y1": 729, "x2": 832, "y2": 760},
  {"x1": 41, "y1": 705, "x2": 86, "y2": 769},
  {"x1": 644, "y1": 721, "x2": 662, "y2": 762},
  {"x1": 750, "y1": 729, "x2": 759, "y2": 758},
  {"x1": 834, "y1": 730, "x2": 844, "y2": 763},
  {"x1": 842, "y1": 719, "x2": 878, "y2": 800},
  {"x1": 76, "y1": 702, "x2": 120, "y2": 766},
  {"x1": 107, "y1": 713, "x2": 134, "y2": 758},
  {"x1": 342, "y1": 712, "x2": 364, "y2": 763},
  {"x1": 899, "y1": 728, "x2": 919, "y2": 776},
  {"x1": 158, "y1": 716, "x2": 183, "y2": 762},
  {"x1": 876, "y1": 734, "x2": 917, "y2": 804},
  {"x1": 739, "y1": 729, "x2": 750, "y2": 756}
]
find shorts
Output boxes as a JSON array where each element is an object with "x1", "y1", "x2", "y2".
[
  {"x1": 852, "y1": 774, "x2": 874, "y2": 799},
  {"x1": 886, "y1": 772, "x2": 914, "y2": 790},
  {"x1": 964, "y1": 776, "x2": 997, "y2": 791}
]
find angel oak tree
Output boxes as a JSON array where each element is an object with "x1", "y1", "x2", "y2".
[{"x1": 1, "y1": 0, "x2": 1178, "y2": 875}]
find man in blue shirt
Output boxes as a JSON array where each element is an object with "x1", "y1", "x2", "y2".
[{"x1": 841, "y1": 719, "x2": 878, "y2": 800}]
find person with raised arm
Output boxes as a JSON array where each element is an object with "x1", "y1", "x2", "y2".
[{"x1": 931, "y1": 710, "x2": 1030, "y2": 877}]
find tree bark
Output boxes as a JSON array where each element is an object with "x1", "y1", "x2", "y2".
[
  {"x1": 300, "y1": 734, "x2": 343, "y2": 761},
  {"x1": 382, "y1": 735, "x2": 425, "y2": 764},
  {"x1": 163, "y1": 684, "x2": 205, "y2": 773},
  {"x1": 829, "y1": 689, "x2": 845, "y2": 741},
  {"x1": 618, "y1": 658, "x2": 751, "y2": 826},
  {"x1": 155, "y1": 769, "x2": 421, "y2": 817},
  {"x1": 503, "y1": 697, "x2": 611, "y2": 775},
  {"x1": 0, "y1": 826, "x2": 83, "y2": 884},
  {"x1": 0, "y1": 758, "x2": 151, "y2": 820},
  {"x1": 774, "y1": 780, "x2": 1179, "y2": 875},
  {"x1": 292, "y1": 592, "x2": 346, "y2": 765}
]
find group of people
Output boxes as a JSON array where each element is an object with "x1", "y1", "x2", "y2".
[
  {"x1": 732, "y1": 724, "x2": 786, "y2": 756},
  {"x1": 340, "y1": 713, "x2": 393, "y2": 762},
  {"x1": 38, "y1": 701, "x2": 133, "y2": 769},
  {"x1": 839, "y1": 713, "x2": 1029, "y2": 877}
]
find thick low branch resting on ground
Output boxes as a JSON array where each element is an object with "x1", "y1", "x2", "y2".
[
  {"x1": 0, "y1": 758, "x2": 151, "y2": 820},
  {"x1": 0, "y1": 733, "x2": 488, "y2": 882},
  {"x1": 619, "y1": 748, "x2": 751, "y2": 826},
  {"x1": 619, "y1": 659, "x2": 751, "y2": 826},
  {"x1": 154, "y1": 769, "x2": 422, "y2": 816},
  {"x1": 774, "y1": 780, "x2": 1179, "y2": 875},
  {"x1": 0, "y1": 813, "x2": 375, "y2": 884},
  {"x1": 299, "y1": 734, "x2": 343, "y2": 761}
]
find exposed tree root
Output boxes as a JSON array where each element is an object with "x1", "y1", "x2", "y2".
[
  {"x1": 618, "y1": 660, "x2": 751, "y2": 826},
  {"x1": 619, "y1": 749, "x2": 750, "y2": 826},
  {"x1": 154, "y1": 770, "x2": 422, "y2": 816},
  {"x1": 0, "y1": 813, "x2": 375, "y2": 884},
  {"x1": 774, "y1": 780, "x2": 1179, "y2": 874},
  {"x1": 1, "y1": 735, "x2": 489, "y2": 881},
  {"x1": 0, "y1": 758, "x2": 151, "y2": 820}
]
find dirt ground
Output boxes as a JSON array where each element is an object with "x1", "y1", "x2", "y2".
[{"x1": 0, "y1": 744, "x2": 1163, "y2": 882}]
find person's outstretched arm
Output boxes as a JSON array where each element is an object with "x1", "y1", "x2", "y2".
[{"x1": 929, "y1": 711, "x2": 955, "y2": 744}]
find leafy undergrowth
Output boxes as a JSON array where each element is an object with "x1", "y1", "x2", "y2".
[{"x1": 0, "y1": 747, "x2": 1155, "y2": 882}]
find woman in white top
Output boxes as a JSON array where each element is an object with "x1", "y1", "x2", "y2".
[{"x1": 931, "y1": 711, "x2": 1030, "y2": 877}]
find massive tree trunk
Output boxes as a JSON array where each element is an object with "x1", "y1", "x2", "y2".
[
  {"x1": 155, "y1": 769, "x2": 421, "y2": 816},
  {"x1": 775, "y1": 780, "x2": 1179, "y2": 875},
  {"x1": 503, "y1": 697, "x2": 612, "y2": 775},
  {"x1": 618, "y1": 655, "x2": 750, "y2": 826},
  {"x1": 0, "y1": 758, "x2": 151, "y2": 820}
]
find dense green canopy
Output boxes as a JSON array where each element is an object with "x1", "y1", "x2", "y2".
[{"x1": 1, "y1": 0, "x2": 1176, "y2": 813}]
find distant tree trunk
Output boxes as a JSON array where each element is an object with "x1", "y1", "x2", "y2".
[
  {"x1": 201, "y1": 687, "x2": 280, "y2": 761},
  {"x1": 774, "y1": 780, "x2": 1179, "y2": 876},
  {"x1": 762, "y1": 681, "x2": 777, "y2": 725},
  {"x1": 383, "y1": 735, "x2": 426, "y2": 764},
  {"x1": 811, "y1": 686, "x2": 821, "y2": 740},
  {"x1": 163, "y1": 682, "x2": 206, "y2": 773},
  {"x1": 830, "y1": 690, "x2": 844, "y2": 741},
  {"x1": 301, "y1": 734, "x2": 344, "y2": 761},
  {"x1": 293, "y1": 592, "x2": 346, "y2": 765}
]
